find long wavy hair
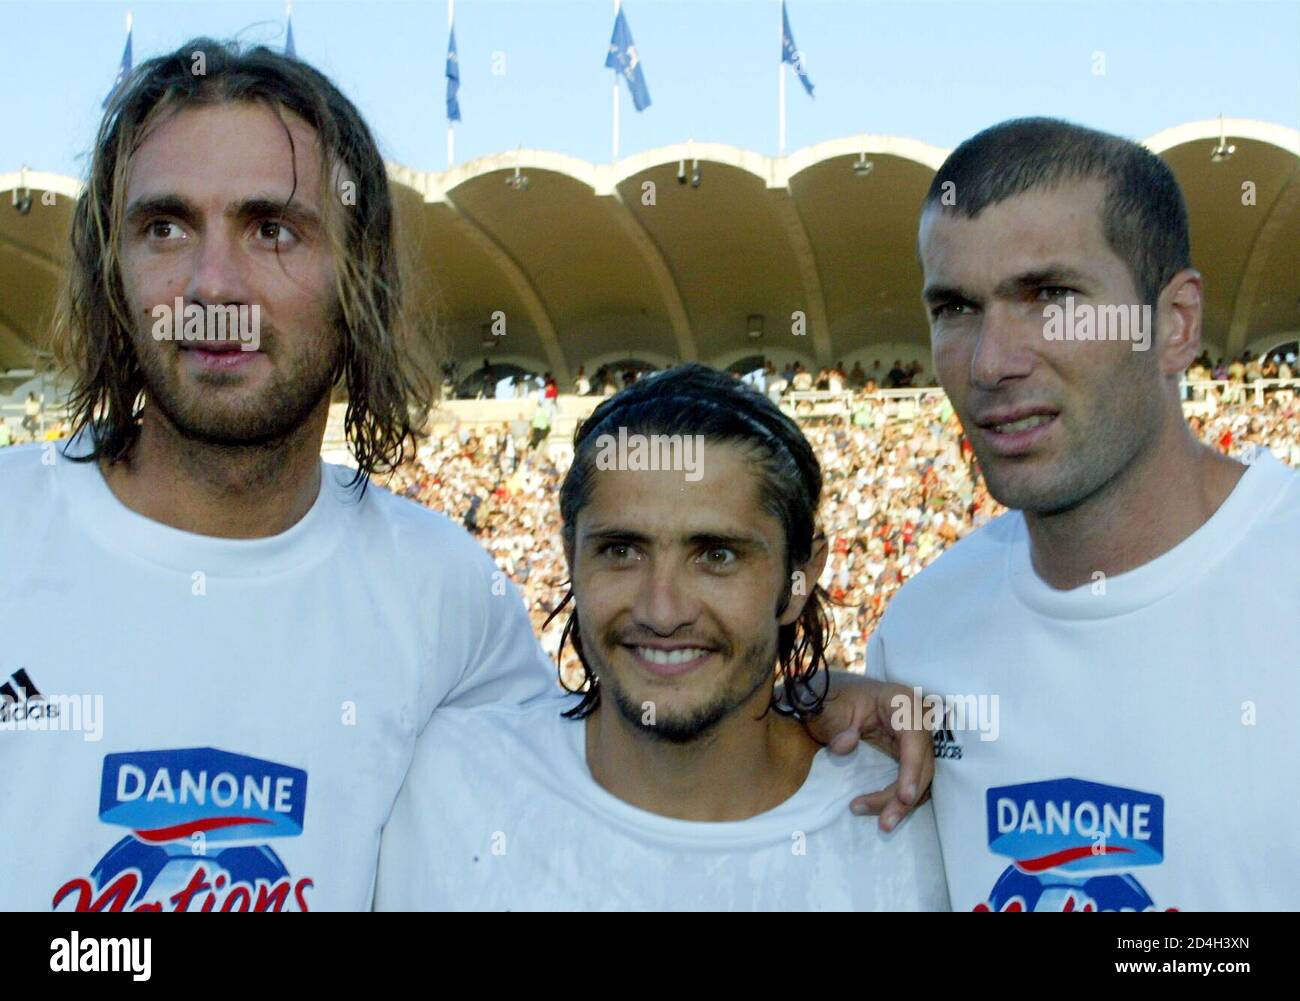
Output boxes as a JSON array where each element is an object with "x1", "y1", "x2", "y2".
[
  {"x1": 546, "y1": 363, "x2": 835, "y2": 721},
  {"x1": 52, "y1": 37, "x2": 438, "y2": 483}
]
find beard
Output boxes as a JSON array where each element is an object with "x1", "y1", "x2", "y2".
[
  {"x1": 133, "y1": 311, "x2": 342, "y2": 449},
  {"x1": 583, "y1": 621, "x2": 779, "y2": 744}
]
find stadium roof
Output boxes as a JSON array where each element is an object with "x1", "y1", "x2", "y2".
[{"x1": 2, "y1": 118, "x2": 1297, "y2": 379}]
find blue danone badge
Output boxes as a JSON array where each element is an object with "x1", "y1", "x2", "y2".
[
  {"x1": 986, "y1": 777, "x2": 1163, "y2": 872},
  {"x1": 975, "y1": 778, "x2": 1172, "y2": 912},
  {"x1": 99, "y1": 747, "x2": 307, "y2": 843}
]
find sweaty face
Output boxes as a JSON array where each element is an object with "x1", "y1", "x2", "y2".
[
  {"x1": 919, "y1": 179, "x2": 1165, "y2": 514},
  {"x1": 119, "y1": 102, "x2": 341, "y2": 447},
  {"x1": 570, "y1": 441, "x2": 800, "y2": 743}
]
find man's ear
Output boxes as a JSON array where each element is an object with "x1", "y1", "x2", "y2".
[
  {"x1": 1157, "y1": 268, "x2": 1203, "y2": 376},
  {"x1": 779, "y1": 533, "x2": 829, "y2": 627}
]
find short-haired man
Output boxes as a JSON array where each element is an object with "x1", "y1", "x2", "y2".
[
  {"x1": 375, "y1": 366, "x2": 949, "y2": 910},
  {"x1": 0, "y1": 39, "x2": 555, "y2": 911},
  {"x1": 871, "y1": 117, "x2": 1300, "y2": 910}
]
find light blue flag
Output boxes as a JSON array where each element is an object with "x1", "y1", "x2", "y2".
[
  {"x1": 781, "y1": 1, "x2": 814, "y2": 98},
  {"x1": 605, "y1": 7, "x2": 651, "y2": 112},
  {"x1": 102, "y1": 25, "x2": 133, "y2": 108},
  {"x1": 446, "y1": 24, "x2": 461, "y2": 122}
]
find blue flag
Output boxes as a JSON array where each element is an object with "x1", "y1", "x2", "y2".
[
  {"x1": 285, "y1": 15, "x2": 297, "y2": 58},
  {"x1": 781, "y1": 1, "x2": 814, "y2": 98},
  {"x1": 102, "y1": 25, "x2": 133, "y2": 109},
  {"x1": 446, "y1": 24, "x2": 461, "y2": 122},
  {"x1": 605, "y1": 8, "x2": 650, "y2": 112}
]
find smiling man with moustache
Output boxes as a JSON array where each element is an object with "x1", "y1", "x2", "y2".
[
  {"x1": 867, "y1": 117, "x2": 1300, "y2": 911},
  {"x1": 375, "y1": 365, "x2": 949, "y2": 911}
]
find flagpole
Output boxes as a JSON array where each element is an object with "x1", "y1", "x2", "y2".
[
  {"x1": 612, "y1": 0, "x2": 621, "y2": 161},
  {"x1": 447, "y1": 0, "x2": 455, "y2": 168},
  {"x1": 779, "y1": 61, "x2": 786, "y2": 154},
  {"x1": 778, "y1": 2, "x2": 786, "y2": 154}
]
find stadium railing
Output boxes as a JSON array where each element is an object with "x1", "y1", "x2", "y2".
[{"x1": 782, "y1": 387, "x2": 947, "y2": 420}]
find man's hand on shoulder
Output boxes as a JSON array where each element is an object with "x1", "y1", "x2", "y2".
[{"x1": 795, "y1": 671, "x2": 934, "y2": 832}]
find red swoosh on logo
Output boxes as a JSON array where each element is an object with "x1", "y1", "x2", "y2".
[
  {"x1": 134, "y1": 816, "x2": 271, "y2": 843},
  {"x1": 1016, "y1": 844, "x2": 1133, "y2": 872}
]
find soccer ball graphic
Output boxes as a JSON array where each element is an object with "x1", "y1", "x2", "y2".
[
  {"x1": 980, "y1": 865, "x2": 1157, "y2": 912},
  {"x1": 90, "y1": 835, "x2": 291, "y2": 910}
]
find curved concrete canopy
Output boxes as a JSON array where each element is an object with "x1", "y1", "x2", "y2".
[
  {"x1": 1145, "y1": 119, "x2": 1300, "y2": 358},
  {"x1": 4, "y1": 121, "x2": 1297, "y2": 381}
]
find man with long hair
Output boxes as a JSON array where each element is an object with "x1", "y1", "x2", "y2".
[
  {"x1": 375, "y1": 365, "x2": 949, "y2": 910},
  {"x1": 873, "y1": 117, "x2": 1300, "y2": 910},
  {"x1": 0, "y1": 39, "x2": 554, "y2": 911}
]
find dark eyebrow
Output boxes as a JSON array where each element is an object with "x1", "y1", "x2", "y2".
[
  {"x1": 992, "y1": 265, "x2": 1093, "y2": 298},
  {"x1": 125, "y1": 194, "x2": 198, "y2": 229},
  {"x1": 233, "y1": 196, "x2": 321, "y2": 233},
  {"x1": 583, "y1": 528, "x2": 654, "y2": 546},
  {"x1": 685, "y1": 532, "x2": 766, "y2": 552},
  {"x1": 921, "y1": 283, "x2": 975, "y2": 306}
]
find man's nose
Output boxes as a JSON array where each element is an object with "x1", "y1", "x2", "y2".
[
  {"x1": 631, "y1": 559, "x2": 700, "y2": 636},
  {"x1": 970, "y1": 302, "x2": 1036, "y2": 391},
  {"x1": 184, "y1": 227, "x2": 250, "y2": 307}
]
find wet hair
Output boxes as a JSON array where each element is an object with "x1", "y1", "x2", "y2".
[
  {"x1": 923, "y1": 117, "x2": 1191, "y2": 305},
  {"x1": 53, "y1": 37, "x2": 437, "y2": 483},
  {"x1": 547, "y1": 363, "x2": 834, "y2": 720}
]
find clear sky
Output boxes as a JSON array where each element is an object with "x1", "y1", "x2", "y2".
[{"x1": 2, "y1": 0, "x2": 1298, "y2": 179}]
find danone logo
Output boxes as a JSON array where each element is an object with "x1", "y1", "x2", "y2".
[
  {"x1": 99, "y1": 747, "x2": 306, "y2": 843},
  {"x1": 975, "y1": 778, "x2": 1176, "y2": 912},
  {"x1": 987, "y1": 777, "x2": 1163, "y2": 873},
  {"x1": 54, "y1": 748, "x2": 314, "y2": 912}
]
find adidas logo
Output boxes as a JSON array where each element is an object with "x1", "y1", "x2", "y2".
[
  {"x1": 0, "y1": 670, "x2": 102, "y2": 740},
  {"x1": 932, "y1": 724, "x2": 964, "y2": 761},
  {"x1": 932, "y1": 704, "x2": 965, "y2": 761},
  {"x1": 0, "y1": 668, "x2": 59, "y2": 724}
]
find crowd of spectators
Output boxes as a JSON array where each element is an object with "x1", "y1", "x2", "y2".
[
  {"x1": 1185, "y1": 348, "x2": 1296, "y2": 386},
  {"x1": 383, "y1": 374, "x2": 1300, "y2": 688},
  {"x1": 448, "y1": 357, "x2": 936, "y2": 402}
]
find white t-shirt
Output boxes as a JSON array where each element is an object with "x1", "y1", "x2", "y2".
[
  {"x1": 0, "y1": 439, "x2": 553, "y2": 912},
  {"x1": 374, "y1": 696, "x2": 951, "y2": 911},
  {"x1": 868, "y1": 452, "x2": 1300, "y2": 911}
]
